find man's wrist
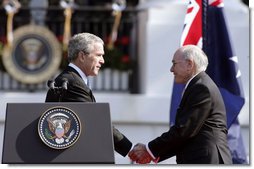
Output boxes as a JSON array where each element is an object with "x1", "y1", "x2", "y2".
[
  {"x1": 145, "y1": 143, "x2": 160, "y2": 163},
  {"x1": 145, "y1": 143, "x2": 156, "y2": 159}
]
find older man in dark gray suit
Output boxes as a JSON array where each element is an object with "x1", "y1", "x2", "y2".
[{"x1": 129, "y1": 45, "x2": 232, "y2": 164}]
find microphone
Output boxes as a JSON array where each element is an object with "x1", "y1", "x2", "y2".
[
  {"x1": 61, "y1": 79, "x2": 68, "y2": 90},
  {"x1": 47, "y1": 80, "x2": 55, "y2": 90}
]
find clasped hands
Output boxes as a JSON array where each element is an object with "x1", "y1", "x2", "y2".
[{"x1": 128, "y1": 143, "x2": 156, "y2": 164}]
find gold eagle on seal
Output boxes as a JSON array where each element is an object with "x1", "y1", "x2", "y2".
[{"x1": 47, "y1": 113, "x2": 75, "y2": 144}]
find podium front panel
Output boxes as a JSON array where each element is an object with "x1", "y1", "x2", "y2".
[{"x1": 2, "y1": 103, "x2": 115, "y2": 164}]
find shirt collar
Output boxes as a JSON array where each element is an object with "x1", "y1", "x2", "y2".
[
  {"x1": 68, "y1": 63, "x2": 88, "y2": 85},
  {"x1": 184, "y1": 72, "x2": 200, "y2": 90}
]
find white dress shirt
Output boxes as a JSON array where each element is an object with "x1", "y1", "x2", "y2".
[{"x1": 68, "y1": 63, "x2": 89, "y2": 86}]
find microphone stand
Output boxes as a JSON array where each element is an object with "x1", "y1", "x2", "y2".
[
  {"x1": 58, "y1": 80, "x2": 68, "y2": 102},
  {"x1": 47, "y1": 80, "x2": 68, "y2": 102}
]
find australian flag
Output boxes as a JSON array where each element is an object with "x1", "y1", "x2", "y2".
[{"x1": 170, "y1": 0, "x2": 248, "y2": 163}]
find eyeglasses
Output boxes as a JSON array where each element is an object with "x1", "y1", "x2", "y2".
[{"x1": 172, "y1": 60, "x2": 186, "y2": 67}]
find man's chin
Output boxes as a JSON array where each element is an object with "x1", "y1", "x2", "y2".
[{"x1": 93, "y1": 71, "x2": 99, "y2": 76}]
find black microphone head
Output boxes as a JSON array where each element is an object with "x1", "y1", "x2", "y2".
[{"x1": 47, "y1": 80, "x2": 55, "y2": 89}]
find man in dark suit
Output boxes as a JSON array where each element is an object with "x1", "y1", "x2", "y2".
[
  {"x1": 128, "y1": 45, "x2": 232, "y2": 164},
  {"x1": 45, "y1": 32, "x2": 132, "y2": 157}
]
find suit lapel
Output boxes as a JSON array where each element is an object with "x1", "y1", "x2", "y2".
[
  {"x1": 66, "y1": 66, "x2": 96, "y2": 102},
  {"x1": 89, "y1": 90, "x2": 96, "y2": 102},
  {"x1": 180, "y1": 72, "x2": 205, "y2": 106}
]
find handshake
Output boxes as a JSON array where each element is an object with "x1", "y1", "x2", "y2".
[{"x1": 128, "y1": 143, "x2": 159, "y2": 164}]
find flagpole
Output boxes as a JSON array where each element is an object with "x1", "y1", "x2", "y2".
[{"x1": 202, "y1": 0, "x2": 208, "y2": 53}]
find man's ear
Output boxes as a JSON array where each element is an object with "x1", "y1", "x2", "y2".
[
  {"x1": 187, "y1": 59, "x2": 196, "y2": 72},
  {"x1": 186, "y1": 59, "x2": 194, "y2": 71},
  {"x1": 78, "y1": 51, "x2": 86, "y2": 62}
]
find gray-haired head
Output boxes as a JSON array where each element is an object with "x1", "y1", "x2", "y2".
[
  {"x1": 67, "y1": 33, "x2": 104, "y2": 62},
  {"x1": 180, "y1": 45, "x2": 208, "y2": 73}
]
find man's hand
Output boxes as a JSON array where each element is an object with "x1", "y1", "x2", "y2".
[{"x1": 128, "y1": 143, "x2": 153, "y2": 164}]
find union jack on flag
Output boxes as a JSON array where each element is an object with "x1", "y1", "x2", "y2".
[
  {"x1": 180, "y1": 0, "x2": 224, "y2": 47},
  {"x1": 180, "y1": 0, "x2": 202, "y2": 47}
]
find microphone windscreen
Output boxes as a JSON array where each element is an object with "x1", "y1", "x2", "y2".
[
  {"x1": 62, "y1": 79, "x2": 68, "y2": 90},
  {"x1": 47, "y1": 80, "x2": 55, "y2": 89}
]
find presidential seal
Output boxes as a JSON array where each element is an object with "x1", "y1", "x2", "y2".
[
  {"x1": 2, "y1": 24, "x2": 62, "y2": 84},
  {"x1": 38, "y1": 107, "x2": 81, "y2": 149}
]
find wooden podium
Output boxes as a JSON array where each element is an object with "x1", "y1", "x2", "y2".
[{"x1": 2, "y1": 102, "x2": 115, "y2": 164}]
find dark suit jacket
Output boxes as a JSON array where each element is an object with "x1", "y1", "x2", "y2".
[
  {"x1": 45, "y1": 66, "x2": 132, "y2": 157},
  {"x1": 148, "y1": 71, "x2": 232, "y2": 164}
]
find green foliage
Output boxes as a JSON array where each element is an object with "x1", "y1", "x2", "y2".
[{"x1": 103, "y1": 47, "x2": 132, "y2": 71}]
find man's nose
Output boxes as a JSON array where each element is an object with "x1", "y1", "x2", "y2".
[
  {"x1": 170, "y1": 66, "x2": 174, "y2": 72},
  {"x1": 100, "y1": 56, "x2": 105, "y2": 64}
]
